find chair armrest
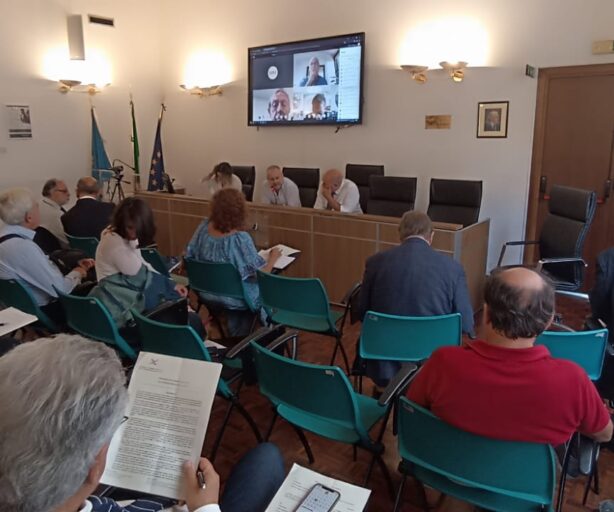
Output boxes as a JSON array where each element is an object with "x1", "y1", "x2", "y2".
[
  {"x1": 378, "y1": 363, "x2": 418, "y2": 406},
  {"x1": 226, "y1": 325, "x2": 278, "y2": 359},
  {"x1": 537, "y1": 257, "x2": 587, "y2": 270},
  {"x1": 266, "y1": 329, "x2": 300, "y2": 352},
  {"x1": 497, "y1": 240, "x2": 539, "y2": 267},
  {"x1": 334, "y1": 281, "x2": 362, "y2": 332}
]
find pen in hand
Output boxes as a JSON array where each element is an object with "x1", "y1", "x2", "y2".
[{"x1": 197, "y1": 470, "x2": 206, "y2": 489}]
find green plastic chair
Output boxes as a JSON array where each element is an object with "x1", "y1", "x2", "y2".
[
  {"x1": 536, "y1": 329, "x2": 608, "y2": 381},
  {"x1": 256, "y1": 270, "x2": 351, "y2": 373},
  {"x1": 185, "y1": 259, "x2": 258, "y2": 338},
  {"x1": 252, "y1": 342, "x2": 394, "y2": 492},
  {"x1": 56, "y1": 291, "x2": 137, "y2": 360},
  {"x1": 358, "y1": 311, "x2": 462, "y2": 390},
  {"x1": 140, "y1": 248, "x2": 170, "y2": 277},
  {"x1": 394, "y1": 397, "x2": 556, "y2": 512},
  {"x1": 0, "y1": 278, "x2": 59, "y2": 332},
  {"x1": 536, "y1": 328, "x2": 609, "y2": 509},
  {"x1": 131, "y1": 309, "x2": 262, "y2": 462},
  {"x1": 66, "y1": 234, "x2": 99, "y2": 259}
]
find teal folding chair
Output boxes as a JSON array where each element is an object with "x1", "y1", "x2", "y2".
[
  {"x1": 394, "y1": 397, "x2": 556, "y2": 512},
  {"x1": 252, "y1": 341, "x2": 401, "y2": 494},
  {"x1": 185, "y1": 259, "x2": 258, "y2": 338},
  {"x1": 357, "y1": 311, "x2": 462, "y2": 391},
  {"x1": 0, "y1": 278, "x2": 59, "y2": 332},
  {"x1": 256, "y1": 271, "x2": 351, "y2": 373},
  {"x1": 140, "y1": 248, "x2": 170, "y2": 277},
  {"x1": 66, "y1": 234, "x2": 99, "y2": 259},
  {"x1": 56, "y1": 291, "x2": 137, "y2": 360},
  {"x1": 131, "y1": 309, "x2": 262, "y2": 462},
  {"x1": 536, "y1": 328, "x2": 609, "y2": 509}
]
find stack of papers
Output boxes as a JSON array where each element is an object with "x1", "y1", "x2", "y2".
[
  {"x1": 258, "y1": 244, "x2": 301, "y2": 271},
  {"x1": 0, "y1": 307, "x2": 38, "y2": 337}
]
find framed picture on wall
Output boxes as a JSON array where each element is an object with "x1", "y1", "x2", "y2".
[{"x1": 477, "y1": 101, "x2": 509, "y2": 138}]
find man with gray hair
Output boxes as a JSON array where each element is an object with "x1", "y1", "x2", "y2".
[
  {"x1": 0, "y1": 335, "x2": 285, "y2": 512},
  {"x1": 0, "y1": 187, "x2": 92, "y2": 323},
  {"x1": 61, "y1": 177, "x2": 115, "y2": 239},
  {"x1": 358, "y1": 210, "x2": 474, "y2": 386},
  {"x1": 40, "y1": 178, "x2": 70, "y2": 246}
]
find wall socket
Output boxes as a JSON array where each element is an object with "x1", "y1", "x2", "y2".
[{"x1": 592, "y1": 40, "x2": 614, "y2": 54}]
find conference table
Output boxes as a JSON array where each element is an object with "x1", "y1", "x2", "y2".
[{"x1": 137, "y1": 192, "x2": 490, "y2": 311}]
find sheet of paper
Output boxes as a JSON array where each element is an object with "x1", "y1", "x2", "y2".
[
  {"x1": 259, "y1": 244, "x2": 301, "y2": 258},
  {"x1": 258, "y1": 250, "x2": 296, "y2": 270},
  {"x1": 101, "y1": 352, "x2": 222, "y2": 499},
  {"x1": 265, "y1": 463, "x2": 371, "y2": 512},
  {"x1": 204, "y1": 339, "x2": 226, "y2": 350},
  {"x1": 0, "y1": 307, "x2": 38, "y2": 336}
]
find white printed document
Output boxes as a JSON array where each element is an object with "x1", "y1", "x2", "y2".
[
  {"x1": 101, "y1": 352, "x2": 222, "y2": 499},
  {"x1": 0, "y1": 307, "x2": 37, "y2": 336},
  {"x1": 258, "y1": 244, "x2": 300, "y2": 270},
  {"x1": 265, "y1": 463, "x2": 371, "y2": 512}
]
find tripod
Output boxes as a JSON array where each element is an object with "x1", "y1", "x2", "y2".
[{"x1": 109, "y1": 174, "x2": 130, "y2": 203}]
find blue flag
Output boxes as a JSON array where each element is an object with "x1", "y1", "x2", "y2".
[
  {"x1": 148, "y1": 106, "x2": 166, "y2": 191},
  {"x1": 91, "y1": 108, "x2": 111, "y2": 182}
]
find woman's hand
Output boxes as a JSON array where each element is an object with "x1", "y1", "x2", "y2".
[
  {"x1": 78, "y1": 258, "x2": 95, "y2": 270},
  {"x1": 269, "y1": 247, "x2": 282, "y2": 264},
  {"x1": 182, "y1": 458, "x2": 220, "y2": 511},
  {"x1": 175, "y1": 284, "x2": 189, "y2": 298}
]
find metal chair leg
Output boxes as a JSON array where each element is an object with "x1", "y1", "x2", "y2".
[
  {"x1": 393, "y1": 474, "x2": 407, "y2": 512},
  {"x1": 209, "y1": 400, "x2": 234, "y2": 462},
  {"x1": 265, "y1": 410, "x2": 278, "y2": 441},
  {"x1": 233, "y1": 399, "x2": 263, "y2": 443},
  {"x1": 330, "y1": 335, "x2": 350, "y2": 374},
  {"x1": 375, "y1": 454, "x2": 396, "y2": 499},
  {"x1": 581, "y1": 449, "x2": 600, "y2": 505},
  {"x1": 291, "y1": 424, "x2": 315, "y2": 464},
  {"x1": 352, "y1": 445, "x2": 357, "y2": 461}
]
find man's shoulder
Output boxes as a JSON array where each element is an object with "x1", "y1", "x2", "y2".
[
  {"x1": 343, "y1": 178, "x2": 359, "y2": 190},
  {"x1": 285, "y1": 177, "x2": 299, "y2": 190}
]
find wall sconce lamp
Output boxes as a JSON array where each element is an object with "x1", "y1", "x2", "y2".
[
  {"x1": 439, "y1": 61, "x2": 468, "y2": 82},
  {"x1": 401, "y1": 65, "x2": 428, "y2": 84},
  {"x1": 179, "y1": 84, "x2": 223, "y2": 97},
  {"x1": 58, "y1": 79, "x2": 103, "y2": 94}
]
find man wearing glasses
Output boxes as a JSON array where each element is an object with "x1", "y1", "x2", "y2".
[{"x1": 40, "y1": 178, "x2": 70, "y2": 247}]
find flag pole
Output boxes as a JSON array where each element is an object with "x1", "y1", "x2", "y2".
[{"x1": 129, "y1": 91, "x2": 141, "y2": 193}]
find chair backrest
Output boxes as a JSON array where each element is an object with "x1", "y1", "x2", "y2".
[
  {"x1": 398, "y1": 398, "x2": 555, "y2": 511},
  {"x1": 66, "y1": 234, "x2": 99, "y2": 258},
  {"x1": 56, "y1": 291, "x2": 136, "y2": 359},
  {"x1": 257, "y1": 271, "x2": 334, "y2": 330},
  {"x1": 539, "y1": 185, "x2": 596, "y2": 287},
  {"x1": 366, "y1": 176, "x2": 417, "y2": 217},
  {"x1": 427, "y1": 178, "x2": 483, "y2": 227},
  {"x1": 359, "y1": 311, "x2": 462, "y2": 362},
  {"x1": 0, "y1": 278, "x2": 57, "y2": 331},
  {"x1": 252, "y1": 343, "x2": 369, "y2": 439},
  {"x1": 536, "y1": 329, "x2": 608, "y2": 381},
  {"x1": 185, "y1": 259, "x2": 255, "y2": 310},
  {"x1": 345, "y1": 164, "x2": 384, "y2": 213},
  {"x1": 140, "y1": 248, "x2": 170, "y2": 277},
  {"x1": 282, "y1": 167, "x2": 320, "y2": 207},
  {"x1": 34, "y1": 226, "x2": 62, "y2": 254},
  {"x1": 232, "y1": 165, "x2": 256, "y2": 201}
]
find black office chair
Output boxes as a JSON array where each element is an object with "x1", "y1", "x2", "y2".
[
  {"x1": 282, "y1": 167, "x2": 320, "y2": 207},
  {"x1": 498, "y1": 185, "x2": 597, "y2": 292},
  {"x1": 232, "y1": 165, "x2": 256, "y2": 201},
  {"x1": 366, "y1": 176, "x2": 417, "y2": 217},
  {"x1": 346, "y1": 164, "x2": 385, "y2": 213},
  {"x1": 427, "y1": 178, "x2": 483, "y2": 227}
]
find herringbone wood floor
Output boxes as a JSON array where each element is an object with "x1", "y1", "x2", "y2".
[{"x1": 201, "y1": 297, "x2": 613, "y2": 511}]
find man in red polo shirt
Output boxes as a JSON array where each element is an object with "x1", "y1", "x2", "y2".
[{"x1": 407, "y1": 266, "x2": 613, "y2": 446}]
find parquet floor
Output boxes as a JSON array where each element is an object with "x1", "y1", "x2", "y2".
[{"x1": 201, "y1": 297, "x2": 614, "y2": 511}]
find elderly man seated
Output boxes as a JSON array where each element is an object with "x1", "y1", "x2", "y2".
[
  {"x1": 0, "y1": 334, "x2": 285, "y2": 512},
  {"x1": 0, "y1": 187, "x2": 93, "y2": 324}
]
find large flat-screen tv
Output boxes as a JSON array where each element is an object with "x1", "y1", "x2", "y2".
[{"x1": 248, "y1": 32, "x2": 365, "y2": 126}]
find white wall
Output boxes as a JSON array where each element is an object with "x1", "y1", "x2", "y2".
[
  {"x1": 158, "y1": 0, "x2": 614, "y2": 268},
  {"x1": 0, "y1": 0, "x2": 162, "y2": 204}
]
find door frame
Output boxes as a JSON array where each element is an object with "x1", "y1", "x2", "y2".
[{"x1": 524, "y1": 63, "x2": 614, "y2": 263}]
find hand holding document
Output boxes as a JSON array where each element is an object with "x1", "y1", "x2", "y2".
[
  {"x1": 259, "y1": 244, "x2": 301, "y2": 271},
  {"x1": 266, "y1": 463, "x2": 371, "y2": 512},
  {"x1": 101, "y1": 352, "x2": 222, "y2": 499}
]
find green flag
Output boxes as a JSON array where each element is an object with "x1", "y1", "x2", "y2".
[{"x1": 130, "y1": 98, "x2": 140, "y2": 174}]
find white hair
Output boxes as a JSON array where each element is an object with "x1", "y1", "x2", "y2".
[
  {"x1": 0, "y1": 335, "x2": 128, "y2": 512},
  {"x1": 0, "y1": 187, "x2": 34, "y2": 225}
]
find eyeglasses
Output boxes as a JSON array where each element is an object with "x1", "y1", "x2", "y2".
[{"x1": 54, "y1": 188, "x2": 69, "y2": 194}]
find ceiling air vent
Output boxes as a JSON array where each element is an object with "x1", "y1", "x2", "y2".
[{"x1": 88, "y1": 15, "x2": 114, "y2": 27}]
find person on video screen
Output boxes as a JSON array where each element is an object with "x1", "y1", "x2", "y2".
[
  {"x1": 304, "y1": 94, "x2": 336, "y2": 121},
  {"x1": 299, "y1": 57, "x2": 328, "y2": 87},
  {"x1": 268, "y1": 89, "x2": 292, "y2": 121}
]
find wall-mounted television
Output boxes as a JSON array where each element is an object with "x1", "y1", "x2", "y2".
[{"x1": 248, "y1": 32, "x2": 365, "y2": 126}]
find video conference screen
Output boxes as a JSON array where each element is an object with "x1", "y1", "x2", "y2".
[{"x1": 248, "y1": 32, "x2": 365, "y2": 126}]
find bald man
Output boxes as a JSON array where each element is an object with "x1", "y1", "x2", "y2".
[
  {"x1": 313, "y1": 169, "x2": 362, "y2": 213},
  {"x1": 61, "y1": 177, "x2": 115, "y2": 239},
  {"x1": 260, "y1": 165, "x2": 301, "y2": 207},
  {"x1": 408, "y1": 267, "x2": 613, "y2": 447}
]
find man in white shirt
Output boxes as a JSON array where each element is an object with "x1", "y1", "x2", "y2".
[
  {"x1": 0, "y1": 334, "x2": 285, "y2": 512},
  {"x1": 313, "y1": 168, "x2": 362, "y2": 213},
  {"x1": 40, "y1": 178, "x2": 70, "y2": 246},
  {"x1": 260, "y1": 165, "x2": 302, "y2": 207}
]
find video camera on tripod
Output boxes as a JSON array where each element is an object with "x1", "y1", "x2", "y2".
[{"x1": 107, "y1": 159, "x2": 133, "y2": 202}]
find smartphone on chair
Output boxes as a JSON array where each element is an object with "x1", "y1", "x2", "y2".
[{"x1": 295, "y1": 483, "x2": 341, "y2": 512}]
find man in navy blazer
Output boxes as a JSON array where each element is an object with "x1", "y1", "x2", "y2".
[
  {"x1": 358, "y1": 211, "x2": 475, "y2": 386},
  {"x1": 61, "y1": 177, "x2": 115, "y2": 240}
]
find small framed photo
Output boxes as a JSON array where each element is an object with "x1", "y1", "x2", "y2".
[{"x1": 477, "y1": 101, "x2": 509, "y2": 138}]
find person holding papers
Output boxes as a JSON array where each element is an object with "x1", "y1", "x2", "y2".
[
  {"x1": 313, "y1": 168, "x2": 362, "y2": 213},
  {"x1": 259, "y1": 165, "x2": 301, "y2": 207},
  {"x1": 186, "y1": 188, "x2": 281, "y2": 336},
  {"x1": 0, "y1": 334, "x2": 285, "y2": 512}
]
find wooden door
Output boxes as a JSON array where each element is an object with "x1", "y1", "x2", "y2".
[{"x1": 526, "y1": 64, "x2": 614, "y2": 288}]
